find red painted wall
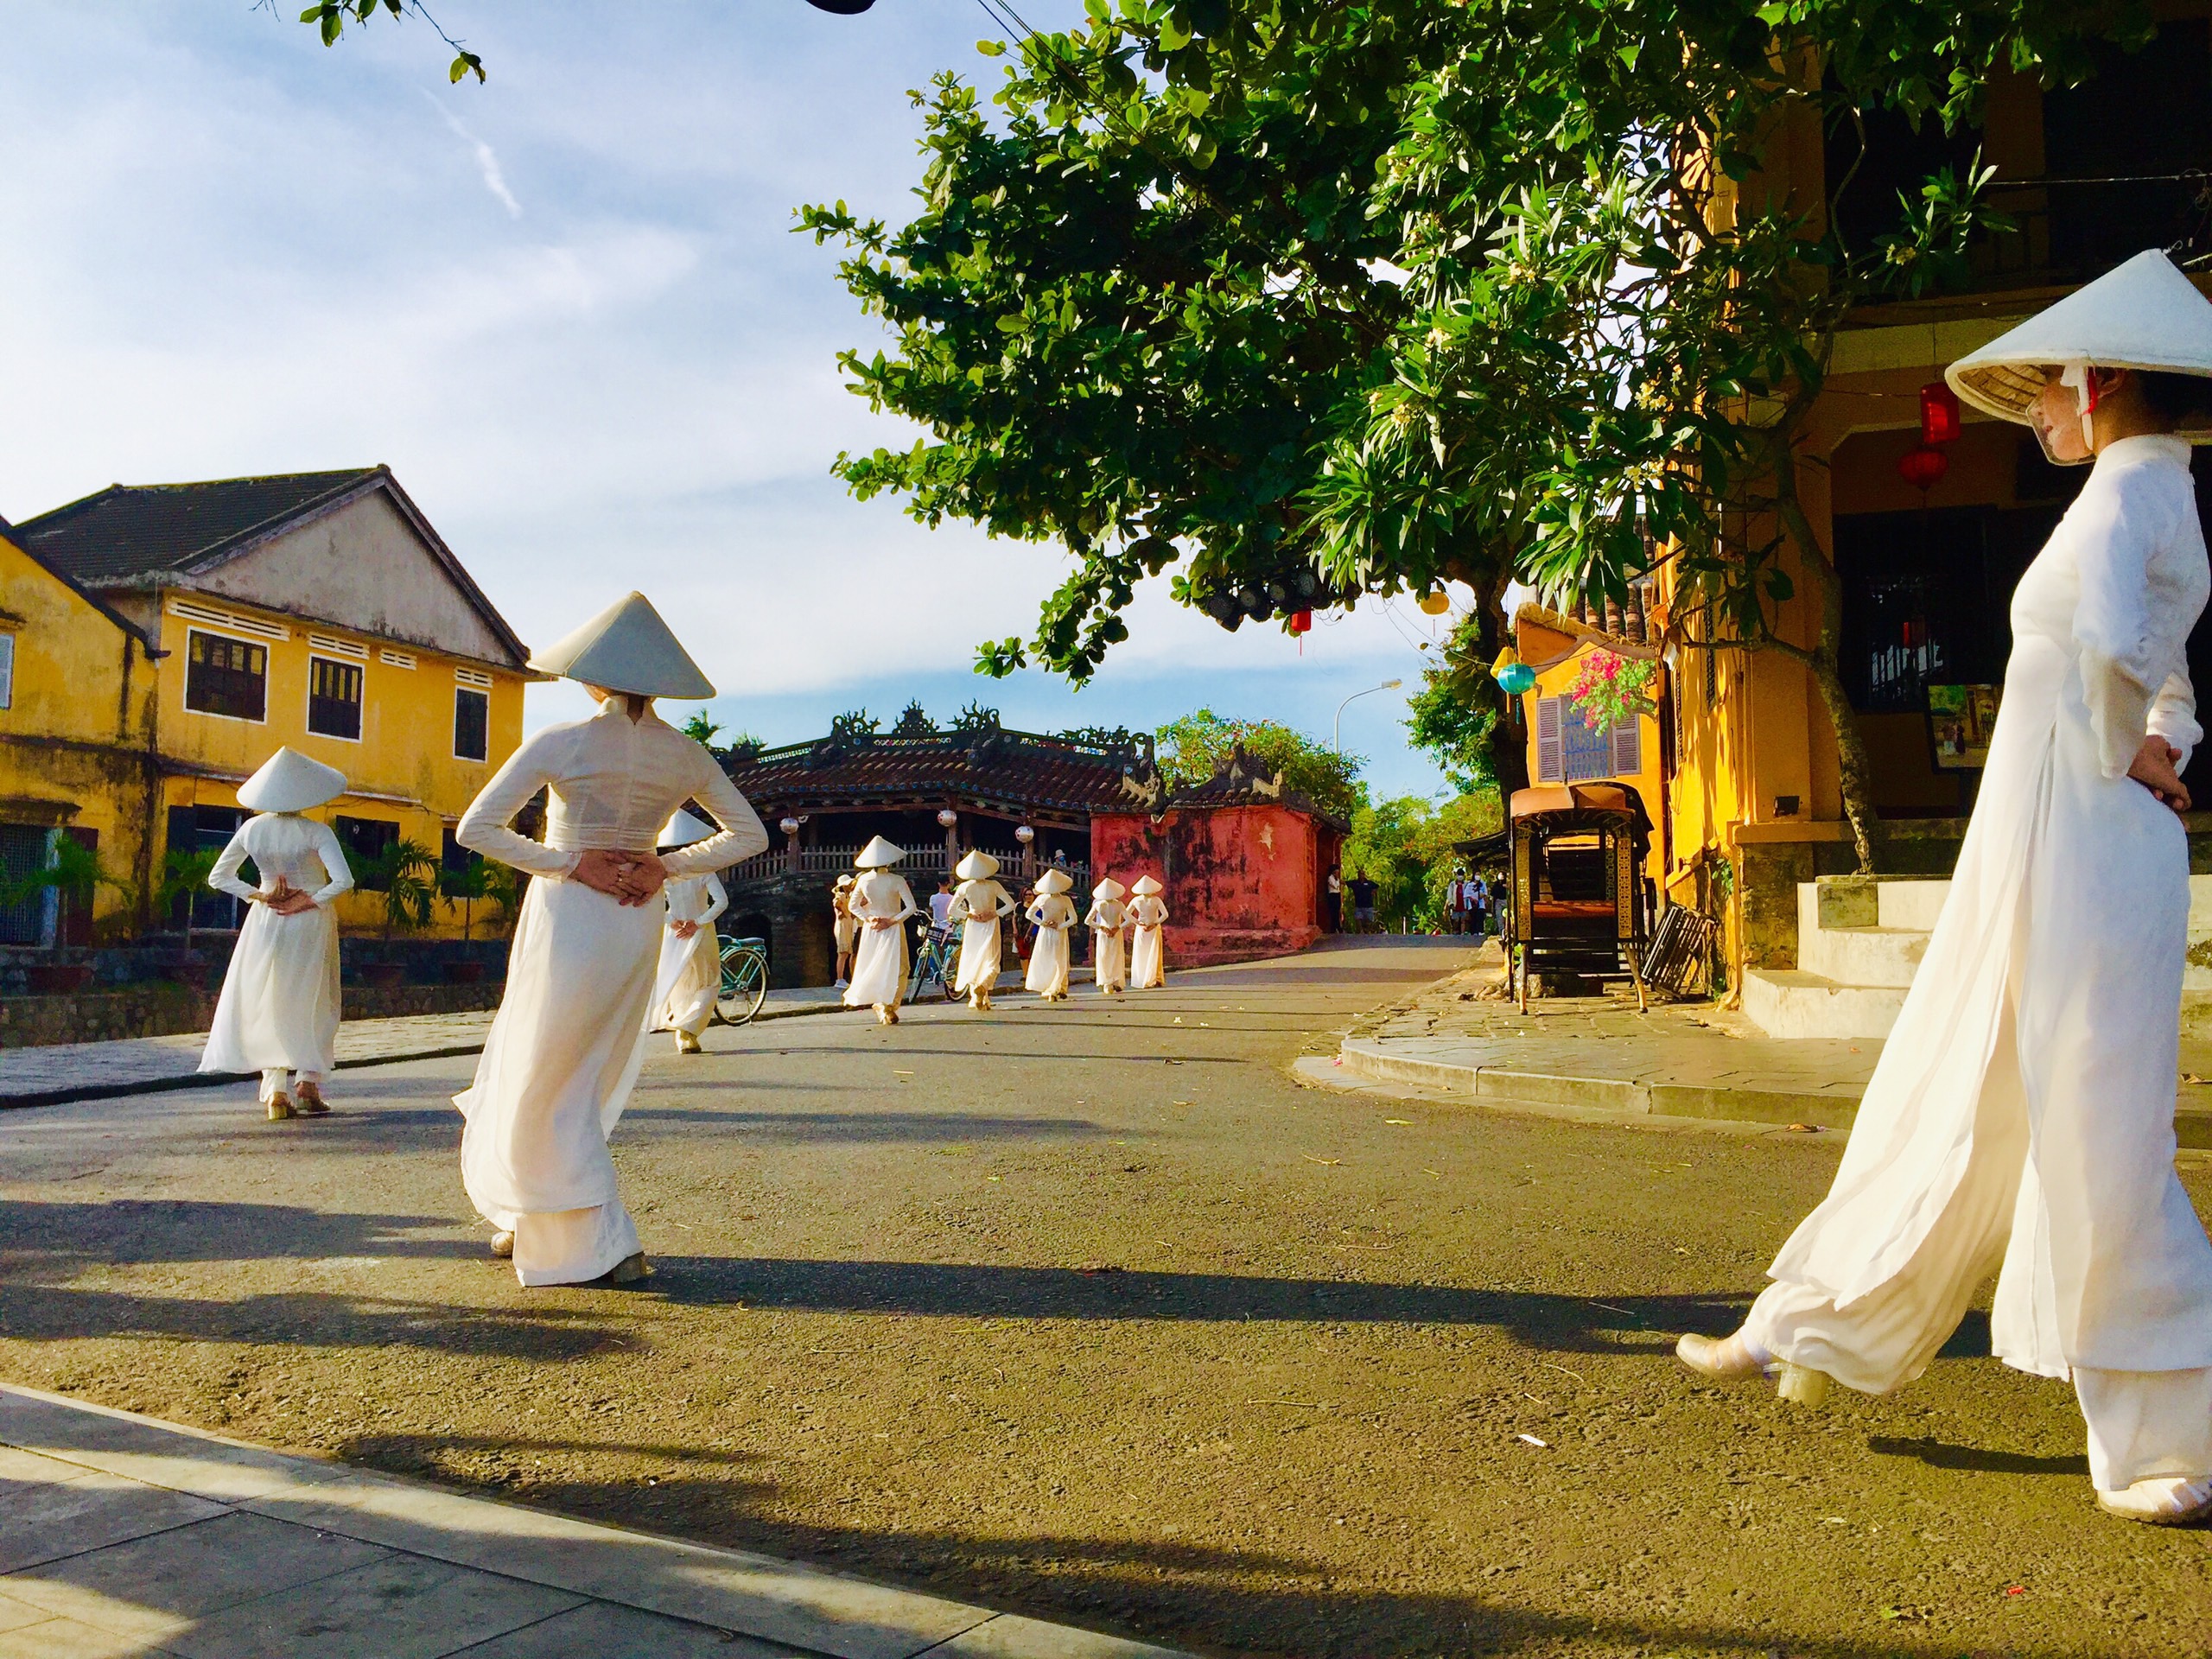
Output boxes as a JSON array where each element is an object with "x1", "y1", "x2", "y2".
[{"x1": 1090, "y1": 804, "x2": 1336, "y2": 966}]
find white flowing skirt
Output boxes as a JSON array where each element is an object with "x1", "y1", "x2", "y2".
[
  {"x1": 1026, "y1": 926, "x2": 1070, "y2": 997},
  {"x1": 1094, "y1": 927, "x2": 1127, "y2": 992},
  {"x1": 844, "y1": 921, "x2": 907, "y2": 1007},
  {"x1": 955, "y1": 918, "x2": 1002, "y2": 993},
  {"x1": 200, "y1": 900, "x2": 340, "y2": 1075},
  {"x1": 1130, "y1": 925, "x2": 1165, "y2": 988},
  {"x1": 651, "y1": 925, "x2": 719, "y2": 1037},
  {"x1": 455, "y1": 879, "x2": 656, "y2": 1286}
]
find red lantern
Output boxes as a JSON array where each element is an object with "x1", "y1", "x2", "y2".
[
  {"x1": 1919, "y1": 381, "x2": 1962, "y2": 447},
  {"x1": 1288, "y1": 609, "x2": 1313, "y2": 634},
  {"x1": 1898, "y1": 443, "x2": 1948, "y2": 492}
]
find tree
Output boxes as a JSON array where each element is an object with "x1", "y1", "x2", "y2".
[
  {"x1": 1343, "y1": 791, "x2": 1503, "y2": 931},
  {"x1": 153, "y1": 845, "x2": 223, "y2": 958},
  {"x1": 5, "y1": 836, "x2": 131, "y2": 956},
  {"x1": 681, "y1": 711, "x2": 724, "y2": 747},
  {"x1": 805, "y1": 1, "x2": 2145, "y2": 872},
  {"x1": 442, "y1": 853, "x2": 494, "y2": 945},
  {"x1": 1154, "y1": 709, "x2": 1364, "y2": 823},
  {"x1": 350, "y1": 837, "x2": 439, "y2": 957}
]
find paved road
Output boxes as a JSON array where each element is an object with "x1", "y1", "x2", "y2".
[{"x1": 0, "y1": 938, "x2": 2203, "y2": 1657}]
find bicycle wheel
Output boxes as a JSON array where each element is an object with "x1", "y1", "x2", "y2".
[{"x1": 716, "y1": 942, "x2": 770, "y2": 1025}]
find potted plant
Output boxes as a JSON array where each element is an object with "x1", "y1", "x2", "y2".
[
  {"x1": 441, "y1": 853, "x2": 493, "y2": 982},
  {"x1": 8, "y1": 834, "x2": 129, "y2": 995},
  {"x1": 151, "y1": 844, "x2": 223, "y2": 989},
  {"x1": 351, "y1": 837, "x2": 436, "y2": 988}
]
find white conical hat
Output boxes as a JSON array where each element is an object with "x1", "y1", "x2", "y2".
[
  {"x1": 1036, "y1": 867, "x2": 1073, "y2": 894},
  {"x1": 658, "y1": 809, "x2": 714, "y2": 848},
  {"x1": 956, "y1": 849, "x2": 999, "y2": 880},
  {"x1": 527, "y1": 592, "x2": 715, "y2": 700},
  {"x1": 855, "y1": 836, "x2": 903, "y2": 868},
  {"x1": 236, "y1": 747, "x2": 346, "y2": 813},
  {"x1": 1130, "y1": 874, "x2": 1164, "y2": 895},
  {"x1": 1948, "y1": 249, "x2": 2212, "y2": 438},
  {"x1": 834, "y1": 873, "x2": 854, "y2": 887},
  {"x1": 1091, "y1": 876, "x2": 1126, "y2": 900}
]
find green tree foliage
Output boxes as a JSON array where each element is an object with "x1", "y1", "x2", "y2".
[
  {"x1": 1154, "y1": 709, "x2": 1364, "y2": 823},
  {"x1": 154, "y1": 846, "x2": 223, "y2": 954},
  {"x1": 3, "y1": 836, "x2": 132, "y2": 954},
  {"x1": 349, "y1": 837, "x2": 439, "y2": 953},
  {"x1": 296, "y1": 0, "x2": 483, "y2": 82},
  {"x1": 804, "y1": 0, "x2": 2145, "y2": 871},
  {"x1": 1344, "y1": 792, "x2": 1504, "y2": 931}
]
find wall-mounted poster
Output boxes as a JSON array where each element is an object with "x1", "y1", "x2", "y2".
[{"x1": 1928, "y1": 683, "x2": 2002, "y2": 770}]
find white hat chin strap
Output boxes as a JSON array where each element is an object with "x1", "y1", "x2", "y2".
[{"x1": 2060, "y1": 361, "x2": 2099, "y2": 448}]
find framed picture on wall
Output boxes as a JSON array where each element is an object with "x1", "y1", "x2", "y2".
[{"x1": 1927, "y1": 683, "x2": 2002, "y2": 771}]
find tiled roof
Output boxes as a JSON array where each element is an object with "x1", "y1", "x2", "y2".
[
  {"x1": 15, "y1": 469, "x2": 385, "y2": 582},
  {"x1": 1147, "y1": 744, "x2": 1351, "y2": 830},
  {"x1": 725, "y1": 728, "x2": 1149, "y2": 822}
]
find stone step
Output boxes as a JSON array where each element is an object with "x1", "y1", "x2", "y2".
[
  {"x1": 1798, "y1": 924, "x2": 1930, "y2": 988},
  {"x1": 1741, "y1": 968, "x2": 1908, "y2": 1041}
]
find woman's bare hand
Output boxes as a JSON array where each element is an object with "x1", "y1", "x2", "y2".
[
  {"x1": 572, "y1": 849, "x2": 668, "y2": 905},
  {"x1": 2129, "y1": 734, "x2": 2193, "y2": 815},
  {"x1": 670, "y1": 918, "x2": 699, "y2": 940},
  {"x1": 867, "y1": 915, "x2": 898, "y2": 931}
]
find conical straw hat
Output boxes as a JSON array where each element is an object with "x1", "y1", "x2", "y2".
[
  {"x1": 1036, "y1": 868, "x2": 1073, "y2": 894},
  {"x1": 855, "y1": 836, "x2": 903, "y2": 869},
  {"x1": 1090, "y1": 876, "x2": 1126, "y2": 900},
  {"x1": 1948, "y1": 249, "x2": 2212, "y2": 440},
  {"x1": 236, "y1": 747, "x2": 346, "y2": 813},
  {"x1": 956, "y1": 849, "x2": 1000, "y2": 880},
  {"x1": 1130, "y1": 874, "x2": 1164, "y2": 896},
  {"x1": 657, "y1": 809, "x2": 715, "y2": 848},
  {"x1": 834, "y1": 874, "x2": 854, "y2": 888},
  {"x1": 528, "y1": 592, "x2": 715, "y2": 700}
]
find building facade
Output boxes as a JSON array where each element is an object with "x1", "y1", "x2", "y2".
[{"x1": 6, "y1": 468, "x2": 534, "y2": 942}]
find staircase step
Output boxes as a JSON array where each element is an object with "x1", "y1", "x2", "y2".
[
  {"x1": 1742, "y1": 969, "x2": 1906, "y2": 1041},
  {"x1": 1798, "y1": 924, "x2": 1929, "y2": 988}
]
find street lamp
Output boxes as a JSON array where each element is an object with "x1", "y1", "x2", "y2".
[{"x1": 1334, "y1": 679, "x2": 1403, "y2": 753}]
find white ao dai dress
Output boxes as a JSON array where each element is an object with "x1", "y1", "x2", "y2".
[
  {"x1": 652, "y1": 872, "x2": 728, "y2": 1038},
  {"x1": 1087, "y1": 896, "x2": 1128, "y2": 993},
  {"x1": 842, "y1": 869, "x2": 918, "y2": 1009},
  {"x1": 1024, "y1": 892, "x2": 1076, "y2": 998},
  {"x1": 200, "y1": 812, "x2": 353, "y2": 1096},
  {"x1": 455, "y1": 700, "x2": 766, "y2": 1286},
  {"x1": 953, "y1": 878, "x2": 1014, "y2": 994},
  {"x1": 1745, "y1": 435, "x2": 2212, "y2": 1492},
  {"x1": 1127, "y1": 893, "x2": 1168, "y2": 988}
]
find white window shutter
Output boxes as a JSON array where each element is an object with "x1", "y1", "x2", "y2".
[
  {"x1": 1535, "y1": 696, "x2": 1563, "y2": 783},
  {"x1": 0, "y1": 633, "x2": 16, "y2": 711},
  {"x1": 1611, "y1": 715, "x2": 1641, "y2": 776}
]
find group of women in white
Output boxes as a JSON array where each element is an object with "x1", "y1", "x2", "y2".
[
  {"x1": 187, "y1": 255, "x2": 2212, "y2": 1524},
  {"x1": 836, "y1": 841, "x2": 1168, "y2": 1020}
]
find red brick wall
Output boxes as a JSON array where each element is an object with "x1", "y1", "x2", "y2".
[{"x1": 1090, "y1": 804, "x2": 1330, "y2": 966}]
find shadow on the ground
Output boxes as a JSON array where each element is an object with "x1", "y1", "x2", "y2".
[
  {"x1": 618, "y1": 1109, "x2": 1118, "y2": 1142},
  {"x1": 645, "y1": 1255, "x2": 1738, "y2": 1352},
  {"x1": 0, "y1": 1198, "x2": 469, "y2": 1265},
  {"x1": 1867, "y1": 1435, "x2": 2090, "y2": 1477}
]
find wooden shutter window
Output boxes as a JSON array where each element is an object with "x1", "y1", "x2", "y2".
[
  {"x1": 1611, "y1": 715, "x2": 1642, "y2": 776},
  {"x1": 1535, "y1": 696, "x2": 1564, "y2": 783}
]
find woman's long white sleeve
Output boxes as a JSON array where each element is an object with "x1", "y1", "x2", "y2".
[
  {"x1": 2149, "y1": 667, "x2": 2205, "y2": 773},
  {"x1": 306, "y1": 821, "x2": 355, "y2": 906},
  {"x1": 207, "y1": 824, "x2": 257, "y2": 903},
  {"x1": 658, "y1": 754, "x2": 770, "y2": 877},
  {"x1": 2074, "y1": 467, "x2": 2186, "y2": 779},
  {"x1": 695, "y1": 872, "x2": 728, "y2": 928},
  {"x1": 456, "y1": 728, "x2": 583, "y2": 880}
]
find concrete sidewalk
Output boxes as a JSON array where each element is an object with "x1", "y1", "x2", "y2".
[
  {"x1": 1314, "y1": 950, "x2": 2212, "y2": 1143},
  {"x1": 0, "y1": 1382, "x2": 1186, "y2": 1659},
  {"x1": 0, "y1": 985, "x2": 854, "y2": 1112}
]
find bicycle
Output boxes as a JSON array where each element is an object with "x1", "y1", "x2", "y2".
[
  {"x1": 908, "y1": 918, "x2": 963, "y2": 1003},
  {"x1": 715, "y1": 934, "x2": 771, "y2": 1025}
]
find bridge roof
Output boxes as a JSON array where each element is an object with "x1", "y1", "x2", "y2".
[{"x1": 723, "y1": 725, "x2": 1152, "y2": 827}]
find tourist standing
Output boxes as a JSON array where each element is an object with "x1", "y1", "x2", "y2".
[
  {"x1": 1325, "y1": 867, "x2": 1343, "y2": 932},
  {"x1": 1087, "y1": 876, "x2": 1129, "y2": 994},
  {"x1": 650, "y1": 810, "x2": 728, "y2": 1056},
  {"x1": 951, "y1": 849, "x2": 1015, "y2": 1010},
  {"x1": 454, "y1": 592, "x2": 768, "y2": 1287},
  {"x1": 843, "y1": 836, "x2": 917, "y2": 1025},
  {"x1": 930, "y1": 874, "x2": 957, "y2": 931},
  {"x1": 1348, "y1": 873, "x2": 1379, "y2": 932},
  {"x1": 1676, "y1": 251, "x2": 2212, "y2": 1524},
  {"x1": 200, "y1": 747, "x2": 353, "y2": 1122},
  {"x1": 1127, "y1": 874, "x2": 1168, "y2": 988},
  {"x1": 1025, "y1": 868, "x2": 1077, "y2": 1001},
  {"x1": 831, "y1": 875, "x2": 858, "y2": 988}
]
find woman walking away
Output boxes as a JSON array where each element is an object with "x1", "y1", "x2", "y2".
[
  {"x1": 456, "y1": 593, "x2": 767, "y2": 1288},
  {"x1": 200, "y1": 747, "x2": 353, "y2": 1121},
  {"x1": 951, "y1": 849, "x2": 1015, "y2": 1011},
  {"x1": 1087, "y1": 876, "x2": 1129, "y2": 995},
  {"x1": 831, "y1": 874, "x2": 858, "y2": 988},
  {"x1": 843, "y1": 837, "x2": 917, "y2": 1025},
  {"x1": 1025, "y1": 868, "x2": 1077, "y2": 1001},
  {"x1": 1128, "y1": 875, "x2": 1168, "y2": 989},
  {"x1": 650, "y1": 810, "x2": 728, "y2": 1055},
  {"x1": 1675, "y1": 250, "x2": 2212, "y2": 1525}
]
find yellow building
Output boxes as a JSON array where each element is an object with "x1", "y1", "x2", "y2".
[{"x1": 4, "y1": 467, "x2": 537, "y2": 942}]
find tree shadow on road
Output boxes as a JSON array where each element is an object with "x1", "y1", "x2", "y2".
[
  {"x1": 617, "y1": 1109, "x2": 1120, "y2": 1143},
  {"x1": 645, "y1": 1255, "x2": 1738, "y2": 1354}
]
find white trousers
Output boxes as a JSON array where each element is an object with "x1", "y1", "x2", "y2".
[{"x1": 258, "y1": 1067, "x2": 323, "y2": 1102}]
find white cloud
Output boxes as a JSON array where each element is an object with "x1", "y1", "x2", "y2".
[{"x1": 428, "y1": 95, "x2": 523, "y2": 218}]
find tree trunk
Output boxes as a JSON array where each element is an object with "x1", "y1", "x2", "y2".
[{"x1": 1472, "y1": 563, "x2": 1530, "y2": 799}]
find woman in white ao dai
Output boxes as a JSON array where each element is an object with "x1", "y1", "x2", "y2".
[{"x1": 650, "y1": 810, "x2": 728, "y2": 1053}]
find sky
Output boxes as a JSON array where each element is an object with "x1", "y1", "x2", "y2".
[{"x1": 0, "y1": 2, "x2": 1455, "y2": 799}]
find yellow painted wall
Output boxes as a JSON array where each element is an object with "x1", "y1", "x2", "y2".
[
  {"x1": 0, "y1": 532, "x2": 161, "y2": 935},
  {"x1": 149, "y1": 593, "x2": 527, "y2": 938}
]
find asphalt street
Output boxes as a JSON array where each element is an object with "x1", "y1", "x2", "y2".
[{"x1": 0, "y1": 938, "x2": 2205, "y2": 1657}]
